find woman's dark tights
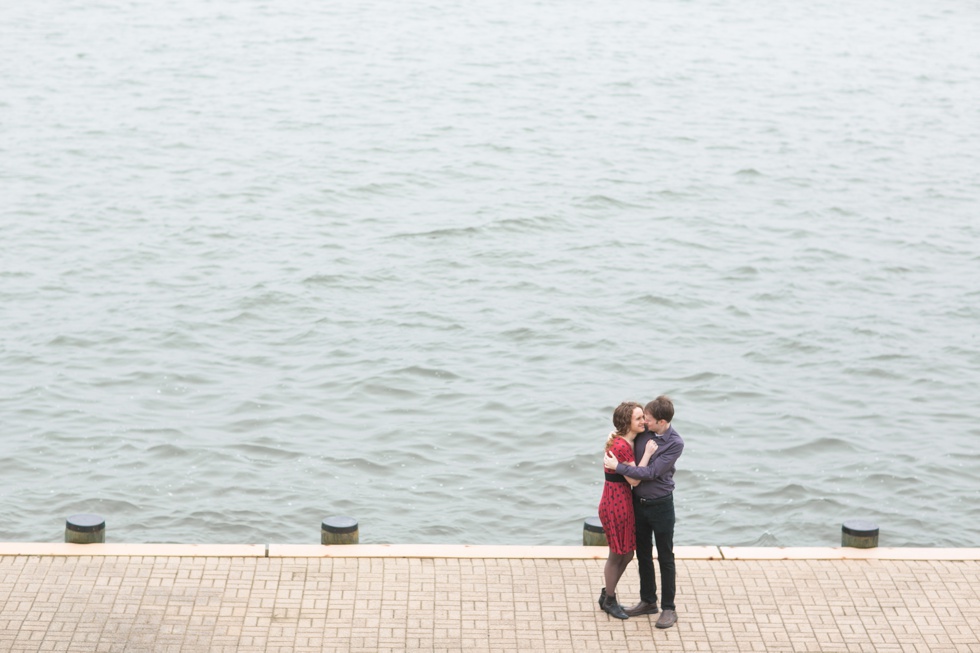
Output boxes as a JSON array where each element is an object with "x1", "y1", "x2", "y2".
[{"x1": 603, "y1": 550, "x2": 634, "y2": 599}]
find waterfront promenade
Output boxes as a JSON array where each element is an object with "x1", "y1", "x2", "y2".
[{"x1": 1, "y1": 543, "x2": 978, "y2": 652}]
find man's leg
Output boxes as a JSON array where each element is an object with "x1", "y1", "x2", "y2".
[
  {"x1": 652, "y1": 494, "x2": 677, "y2": 628},
  {"x1": 653, "y1": 527, "x2": 675, "y2": 611},
  {"x1": 633, "y1": 497, "x2": 657, "y2": 605}
]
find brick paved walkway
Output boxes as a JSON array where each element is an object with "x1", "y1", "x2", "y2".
[{"x1": 1, "y1": 545, "x2": 978, "y2": 652}]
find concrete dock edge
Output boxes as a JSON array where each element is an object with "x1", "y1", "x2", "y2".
[{"x1": 1, "y1": 542, "x2": 978, "y2": 559}]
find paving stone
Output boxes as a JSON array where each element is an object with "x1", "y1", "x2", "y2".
[{"x1": 0, "y1": 553, "x2": 978, "y2": 651}]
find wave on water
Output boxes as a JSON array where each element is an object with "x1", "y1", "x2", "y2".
[
  {"x1": 770, "y1": 436, "x2": 862, "y2": 457},
  {"x1": 575, "y1": 194, "x2": 643, "y2": 209}
]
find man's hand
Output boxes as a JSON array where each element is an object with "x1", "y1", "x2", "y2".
[{"x1": 603, "y1": 451, "x2": 619, "y2": 471}]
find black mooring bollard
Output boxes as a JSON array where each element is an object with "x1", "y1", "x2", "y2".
[
  {"x1": 321, "y1": 516, "x2": 359, "y2": 545},
  {"x1": 842, "y1": 519, "x2": 879, "y2": 548},
  {"x1": 583, "y1": 516, "x2": 607, "y2": 546},
  {"x1": 65, "y1": 514, "x2": 106, "y2": 544}
]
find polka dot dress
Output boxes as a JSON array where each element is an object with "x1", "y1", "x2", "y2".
[{"x1": 598, "y1": 437, "x2": 636, "y2": 554}]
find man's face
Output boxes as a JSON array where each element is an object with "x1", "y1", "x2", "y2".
[{"x1": 644, "y1": 411, "x2": 666, "y2": 434}]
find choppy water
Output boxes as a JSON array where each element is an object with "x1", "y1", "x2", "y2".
[{"x1": 2, "y1": 0, "x2": 979, "y2": 548}]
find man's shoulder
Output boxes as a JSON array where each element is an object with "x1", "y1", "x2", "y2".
[{"x1": 667, "y1": 426, "x2": 684, "y2": 448}]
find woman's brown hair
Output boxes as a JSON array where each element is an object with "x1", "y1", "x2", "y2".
[{"x1": 605, "y1": 401, "x2": 642, "y2": 451}]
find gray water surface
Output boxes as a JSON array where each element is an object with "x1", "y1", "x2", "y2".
[{"x1": 2, "y1": 0, "x2": 979, "y2": 547}]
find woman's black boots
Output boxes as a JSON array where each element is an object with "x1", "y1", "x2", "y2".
[{"x1": 601, "y1": 593, "x2": 629, "y2": 619}]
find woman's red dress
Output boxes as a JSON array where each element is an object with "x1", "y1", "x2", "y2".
[{"x1": 598, "y1": 437, "x2": 636, "y2": 554}]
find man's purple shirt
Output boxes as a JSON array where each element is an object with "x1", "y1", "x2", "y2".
[{"x1": 616, "y1": 424, "x2": 683, "y2": 500}]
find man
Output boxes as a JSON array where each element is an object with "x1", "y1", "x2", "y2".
[{"x1": 603, "y1": 395, "x2": 683, "y2": 629}]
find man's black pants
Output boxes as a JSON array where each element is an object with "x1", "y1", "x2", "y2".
[{"x1": 634, "y1": 493, "x2": 676, "y2": 611}]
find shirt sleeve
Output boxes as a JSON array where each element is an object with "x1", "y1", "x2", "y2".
[
  {"x1": 613, "y1": 438, "x2": 634, "y2": 464},
  {"x1": 617, "y1": 438, "x2": 683, "y2": 480}
]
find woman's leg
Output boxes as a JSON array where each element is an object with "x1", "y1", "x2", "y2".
[
  {"x1": 604, "y1": 550, "x2": 635, "y2": 598},
  {"x1": 601, "y1": 551, "x2": 635, "y2": 619}
]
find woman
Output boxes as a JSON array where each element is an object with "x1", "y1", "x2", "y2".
[{"x1": 597, "y1": 401, "x2": 654, "y2": 619}]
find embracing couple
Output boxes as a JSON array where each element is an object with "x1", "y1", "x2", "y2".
[{"x1": 597, "y1": 396, "x2": 684, "y2": 629}]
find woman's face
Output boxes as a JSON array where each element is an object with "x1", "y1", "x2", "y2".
[{"x1": 630, "y1": 406, "x2": 645, "y2": 434}]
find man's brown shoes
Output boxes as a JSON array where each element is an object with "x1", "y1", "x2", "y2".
[
  {"x1": 656, "y1": 609, "x2": 677, "y2": 629},
  {"x1": 623, "y1": 601, "x2": 659, "y2": 617}
]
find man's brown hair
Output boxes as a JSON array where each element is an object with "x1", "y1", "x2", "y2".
[{"x1": 644, "y1": 395, "x2": 674, "y2": 423}]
